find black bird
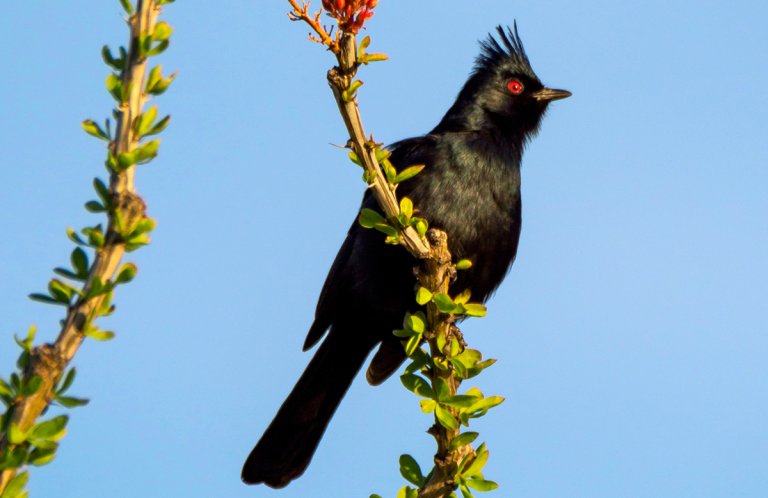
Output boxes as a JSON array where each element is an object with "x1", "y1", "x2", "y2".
[{"x1": 242, "y1": 24, "x2": 570, "y2": 488}]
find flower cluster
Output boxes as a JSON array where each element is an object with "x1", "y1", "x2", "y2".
[{"x1": 321, "y1": 0, "x2": 378, "y2": 34}]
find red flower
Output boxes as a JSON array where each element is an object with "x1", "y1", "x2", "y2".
[{"x1": 322, "y1": 0, "x2": 378, "y2": 34}]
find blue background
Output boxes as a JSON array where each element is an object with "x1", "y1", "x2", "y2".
[{"x1": 1, "y1": 1, "x2": 766, "y2": 497}]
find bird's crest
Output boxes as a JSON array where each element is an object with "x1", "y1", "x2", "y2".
[{"x1": 476, "y1": 23, "x2": 537, "y2": 80}]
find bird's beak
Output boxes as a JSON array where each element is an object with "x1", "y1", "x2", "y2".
[{"x1": 532, "y1": 87, "x2": 572, "y2": 102}]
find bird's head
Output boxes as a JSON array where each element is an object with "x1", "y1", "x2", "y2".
[{"x1": 433, "y1": 24, "x2": 570, "y2": 140}]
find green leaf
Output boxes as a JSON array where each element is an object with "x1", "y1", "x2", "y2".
[
  {"x1": 66, "y1": 227, "x2": 87, "y2": 246},
  {"x1": 28, "y1": 437, "x2": 57, "y2": 450},
  {"x1": 1, "y1": 470, "x2": 29, "y2": 498},
  {"x1": 129, "y1": 217, "x2": 156, "y2": 236},
  {"x1": 28, "y1": 293, "x2": 60, "y2": 305},
  {"x1": 145, "y1": 38, "x2": 170, "y2": 57},
  {"x1": 358, "y1": 35, "x2": 371, "y2": 56},
  {"x1": 151, "y1": 21, "x2": 173, "y2": 42},
  {"x1": 57, "y1": 368, "x2": 76, "y2": 395},
  {"x1": 382, "y1": 160, "x2": 397, "y2": 183},
  {"x1": 435, "y1": 405, "x2": 458, "y2": 430},
  {"x1": 115, "y1": 262, "x2": 138, "y2": 284},
  {"x1": 83, "y1": 327, "x2": 115, "y2": 341},
  {"x1": 419, "y1": 399, "x2": 436, "y2": 413},
  {"x1": 404, "y1": 348, "x2": 432, "y2": 374},
  {"x1": 374, "y1": 223, "x2": 399, "y2": 237},
  {"x1": 406, "y1": 313, "x2": 425, "y2": 334},
  {"x1": 0, "y1": 447, "x2": 27, "y2": 471},
  {"x1": 404, "y1": 334, "x2": 421, "y2": 357},
  {"x1": 119, "y1": 0, "x2": 134, "y2": 15},
  {"x1": 14, "y1": 325, "x2": 35, "y2": 350},
  {"x1": 393, "y1": 328, "x2": 415, "y2": 339},
  {"x1": 8, "y1": 423, "x2": 28, "y2": 444},
  {"x1": 459, "y1": 483, "x2": 474, "y2": 498},
  {"x1": 0, "y1": 378, "x2": 12, "y2": 398},
  {"x1": 453, "y1": 349, "x2": 481, "y2": 369},
  {"x1": 134, "y1": 105, "x2": 158, "y2": 136},
  {"x1": 10, "y1": 373, "x2": 21, "y2": 392},
  {"x1": 85, "y1": 200, "x2": 106, "y2": 213},
  {"x1": 362, "y1": 52, "x2": 389, "y2": 64},
  {"x1": 93, "y1": 178, "x2": 111, "y2": 205},
  {"x1": 434, "y1": 378, "x2": 450, "y2": 401},
  {"x1": 456, "y1": 259, "x2": 473, "y2": 270},
  {"x1": 125, "y1": 234, "x2": 151, "y2": 252},
  {"x1": 30, "y1": 415, "x2": 68, "y2": 441},
  {"x1": 436, "y1": 331, "x2": 447, "y2": 355},
  {"x1": 147, "y1": 71, "x2": 175, "y2": 95},
  {"x1": 69, "y1": 248, "x2": 88, "y2": 278},
  {"x1": 101, "y1": 45, "x2": 124, "y2": 71},
  {"x1": 28, "y1": 447, "x2": 57, "y2": 467},
  {"x1": 106, "y1": 73, "x2": 125, "y2": 102},
  {"x1": 463, "y1": 443, "x2": 489, "y2": 477},
  {"x1": 53, "y1": 268, "x2": 81, "y2": 281},
  {"x1": 21, "y1": 376, "x2": 42, "y2": 397},
  {"x1": 49, "y1": 279, "x2": 76, "y2": 304},
  {"x1": 96, "y1": 291, "x2": 115, "y2": 317},
  {"x1": 359, "y1": 208, "x2": 385, "y2": 228},
  {"x1": 342, "y1": 80, "x2": 363, "y2": 102},
  {"x1": 374, "y1": 147, "x2": 391, "y2": 163},
  {"x1": 370, "y1": 495, "x2": 383, "y2": 498},
  {"x1": 85, "y1": 276, "x2": 108, "y2": 298},
  {"x1": 134, "y1": 139, "x2": 160, "y2": 164},
  {"x1": 415, "y1": 287, "x2": 433, "y2": 305},
  {"x1": 433, "y1": 293, "x2": 458, "y2": 314},
  {"x1": 81, "y1": 225, "x2": 104, "y2": 248},
  {"x1": 362, "y1": 169, "x2": 377, "y2": 183},
  {"x1": 145, "y1": 65, "x2": 162, "y2": 92},
  {"x1": 454, "y1": 289, "x2": 471, "y2": 305},
  {"x1": 117, "y1": 151, "x2": 137, "y2": 170},
  {"x1": 466, "y1": 479, "x2": 498, "y2": 492},
  {"x1": 449, "y1": 431, "x2": 479, "y2": 450},
  {"x1": 396, "y1": 486, "x2": 413, "y2": 498},
  {"x1": 400, "y1": 374, "x2": 434, "y2": 399},
  {"x1": 55, "y1": 395, "x2": 89, "y2": 408},
  {"x1": 443, "y1": 395, "x2": 480, "y2": 409},
  {"x1": 394, "y1": 164, "x2": 425, "y2": 183},
  {"x1": 415, "y1": 219, "x2": 428, "y2": 237},
  {"x1": 451, "y1": 357, "x2": 469, "y2": 379},
  {"x1": 16, "y1": 350, "x2": 29, "y2": 370},
  {"x1": 105, "y1": 152, "x2": 119, "y2": 172},
  {"x1": 463, "y1": 303, "x2": 487, "y2": 317},
  {"x1": 81, "y1": 119, "x2": 110, "y2": 141},
  {"x1": 450, "y1": 337, "x2": 462, "y2": 357},
  {"x1": 399, "y1": 196, "x2": 413, "y2": 225},
  {"x1": 468, "y1": 396, "x2": 505, "y2": 415},
  {"x1": 347, "y1": 150, "x2": 362, "y2": 166},
  {"x1": 399, "y1": 454, "x2": 425, "y2": 487},
  {"x1": 145, "y1": 114, "x2": 171, "y2": 137}
]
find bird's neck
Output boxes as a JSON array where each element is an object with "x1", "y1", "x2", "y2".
[{"x1": 432, "y1": 111, "x2": 535, "y2": 161}]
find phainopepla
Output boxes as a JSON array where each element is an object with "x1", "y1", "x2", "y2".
[{"x1": 242, "y1": 24, "x2": 570, "y2": 488}]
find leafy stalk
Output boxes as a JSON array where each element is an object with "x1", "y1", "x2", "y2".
[
  {"x1": 286, "y1": 2, "x2": 503, "y2": 497},
  {"x1": 0, "y1": 1, "x2": 174, "y2": 495}
]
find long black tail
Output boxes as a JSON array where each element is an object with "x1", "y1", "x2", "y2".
[{"x1": 241, "y1": 329, "x2": 372, "y2": 488}]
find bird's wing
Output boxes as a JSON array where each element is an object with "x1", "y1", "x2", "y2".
[
  {"x1": 303, "y1": 136, "x2": 439, "y2": 353},
  {"x1": 303, "y1": 225, "x2": 356, "y2": 351}
]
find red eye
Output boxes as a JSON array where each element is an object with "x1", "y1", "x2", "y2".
[{"x1": 507, "y1": 79, "x2": 524, "y2": 95}]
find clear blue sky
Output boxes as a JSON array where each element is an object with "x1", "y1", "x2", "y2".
[{"x1": 1, "y1": 1, "x2": 767, "y2": 497}]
